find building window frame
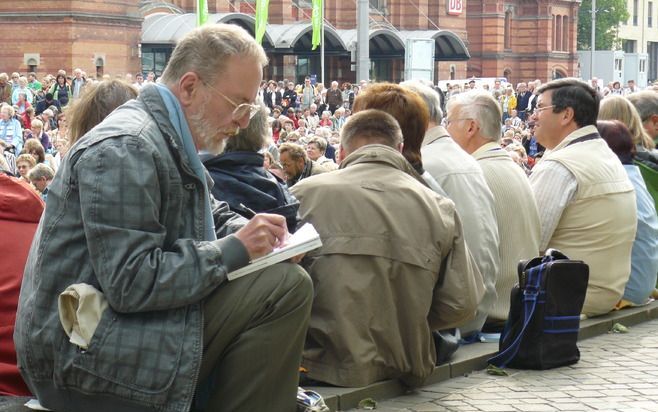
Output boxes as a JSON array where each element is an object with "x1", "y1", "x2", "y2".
[
  {"x1": 369, "y1": 0, "x2": 386, "y2": 13},
  {"x1": 649, "y1": 1, "x2": 653, "y2": 27},
  {"x1": 504, "y1": 10, "x2": 512, "y2": 50},
  {"x1": 633, "y1": 0, "x2": 639, "y2": 26},
  {"x1": 562, "y1": 16, "x2": 568, "y2": 51}
]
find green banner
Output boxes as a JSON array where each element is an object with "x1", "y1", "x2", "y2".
[
  {"x1": 255, "y1": 0, "x2": 269, "y2": 45},
  {"x1": 311, "y1": 0, "x2": 322, "y2": 50},
  {"x1": 197, "y1": 0, "x2": 208, "y2": 26}
]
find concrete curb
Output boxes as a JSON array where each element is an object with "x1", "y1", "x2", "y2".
[
  {"x1": 2, "y1": 302, "x2": 656, "y2": 411},
  {"x1": 309, "y1": 300, "x2": 658, "y2": 411}
]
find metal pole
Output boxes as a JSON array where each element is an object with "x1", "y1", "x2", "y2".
[
  {"x1": 321, "y1": 0, "x2": 325, "y2": 86},
  {"x1": 357, "y1": 0, "x2": 370, "y2": 83},
  {"x1": 590, "y1": 0, "x2": 596, "y2": 80}
]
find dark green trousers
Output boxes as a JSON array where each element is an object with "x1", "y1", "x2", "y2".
[{"x1": 197, "y1": 263, "x2": 313, "y2": 412}]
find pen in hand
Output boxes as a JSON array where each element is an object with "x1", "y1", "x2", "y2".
[
  {"x1": 238, "y1": 203, "x2": 289, "y2": 248},
  {"x1": 239, "y1": 203, "x2": 258, "y2": 218}
]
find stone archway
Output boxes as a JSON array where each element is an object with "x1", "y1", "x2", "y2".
[
  {"x1": 553, "y1": 68, "x2": 567, "y2": 79},
  {"x1": 503, "y1": 68, "x2": 512, "y2": 82}
]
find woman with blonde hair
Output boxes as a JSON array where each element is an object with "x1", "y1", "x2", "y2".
[
  {"x1": 598, "y1": 95, "x2": 655, "y2": 150},
  {"x1": 67, "y1": 79, "x2": 138, "y2": 145},
  {"x1": 15, "y1": 153, "x2": 36, "y2": 183},
  {"x1": 599, "y1": 95, "x2": 658, "y2": 210}
]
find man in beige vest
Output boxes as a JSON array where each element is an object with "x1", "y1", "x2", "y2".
[
  {"x1": 529, "y1": 78, "x2": 637, "y2": 317},
  {"x1": 445, "y1": 90, "x2": 541, "y2": 329}
]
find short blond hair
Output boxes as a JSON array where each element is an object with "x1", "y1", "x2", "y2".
[
  {"x1": 31, "y1": 119, "x2": 43, "y2": 130},
  {"x1": 16, "y1": 153, "x2": 37, "y2": 168}
]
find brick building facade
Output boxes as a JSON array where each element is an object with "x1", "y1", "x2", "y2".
[
  {"x1": 0, "y1": 1, "x2": 580, "y2": 86},
  {"x1": 0, "y1": 1, "x2": 142, "y2": 79},
  {"x1": 467, "y1": 0, "x2": 580, "y2": 85}
]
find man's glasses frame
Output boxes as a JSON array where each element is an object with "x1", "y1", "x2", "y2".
[
  {"x1": 534, "y1": 105, "x2": 555, "y2": 114},
  {"x1": 201, "y1": 80, "x2": 260, "y2": 121}
]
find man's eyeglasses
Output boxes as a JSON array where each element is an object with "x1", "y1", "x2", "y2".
[
  {"x1": 534, "y1": 105, "x2": 555, "y2": 114},
  {"x1": 445, "y1": 118, "x2": 473, "y2": 127},
  {"x1": 202, "y1": 80, "x2": 260, "y2": 121}
]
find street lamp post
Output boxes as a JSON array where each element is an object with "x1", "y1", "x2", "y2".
[{"x1": 590, "y1": 0, "x2": 596, "y2": 80}]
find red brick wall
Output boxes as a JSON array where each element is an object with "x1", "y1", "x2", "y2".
[
  {"x1": 0, "y1": 0, "x2": 141, "y2": 79},
  {"x1": 0, "y1": 0, "x2": 580, "y2": 84},
  {"x1": 466, "y1": 0, "x2": 580, "y2": 85}
]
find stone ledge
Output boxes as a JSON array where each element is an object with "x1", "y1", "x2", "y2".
[
  {"x1": 2, "y1": 302, "x2": 656, "y2": 411},
  {"x1": 309, "y1": 300, "x2": 658, "y2": 411}
]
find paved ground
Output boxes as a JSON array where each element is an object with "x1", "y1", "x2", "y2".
[{"x1": 345, "y1": 318, "x2": 658, "y2": 412}]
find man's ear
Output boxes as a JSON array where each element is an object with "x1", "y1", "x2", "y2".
[
  {"x1": 650, "y1": 114, "x2": 658, "y2": 128},
  {"x1": 561, "y1": 106, "x2": 576, "y2": 125},
  {"x1": 177, "y1": 72, "x2": 202, "y2": 108},
  {"x1": 466, "y1": 119, "x2": 479, "y2": 138}
]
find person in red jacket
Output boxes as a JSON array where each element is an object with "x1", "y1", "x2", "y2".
[{"x1": 0, "y1": 172, "x2": 43, "y2": 396}]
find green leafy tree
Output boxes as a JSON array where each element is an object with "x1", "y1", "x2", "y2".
[{"x1": 577, "y1": 0, "x2": 630, "y2": 50}]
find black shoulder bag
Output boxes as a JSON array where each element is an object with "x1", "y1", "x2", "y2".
[{"x1": 488, "y1": 249, "x2": 589, "y2": 369}]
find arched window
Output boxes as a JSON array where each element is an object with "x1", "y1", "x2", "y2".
[
  {"x1": 27, "y1": 58, "x2": 38, "y2": 74},
  {"x1": 553, "y1": 69, "x2": 566, "y2": 79},
  {"x1": 95, "y1": 57, "x2": 105, "y2": 80},
  {"x1": 503, "y1": 68, "x2": 512, "y2": 83}
]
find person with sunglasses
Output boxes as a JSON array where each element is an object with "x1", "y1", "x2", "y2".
[{"x1": 14, "y1": 24, "x2": 312, "y2": 412}]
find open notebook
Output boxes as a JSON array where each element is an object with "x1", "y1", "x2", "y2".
[{"x1": 227, "y1": 223, "x2": 322, "y2": 281}]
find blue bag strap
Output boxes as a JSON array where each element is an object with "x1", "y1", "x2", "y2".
[{"x1": 488, "y1": 264, "x2": 544, "y2": 368}]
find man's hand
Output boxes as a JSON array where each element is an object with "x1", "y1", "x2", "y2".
[{"x1": 234, "y1": 213, "x2": 289, "y2": 260}]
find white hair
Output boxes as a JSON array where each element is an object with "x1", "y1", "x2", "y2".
[{"x1": 446, "y1": 90, "x2": 502, "y2": 142}]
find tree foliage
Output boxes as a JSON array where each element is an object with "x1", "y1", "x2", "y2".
[{"x1": 577, "y1": 0, "x2": 630, "y2": 50}]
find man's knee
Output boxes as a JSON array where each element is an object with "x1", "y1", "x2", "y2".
[{"x1": 258, "y1": 263, "x2": 313, "y2": 308}]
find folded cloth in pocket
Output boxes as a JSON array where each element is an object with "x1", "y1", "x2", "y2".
[{"x1": 58, "y1": 283, "x2": 108, "y2": 349}]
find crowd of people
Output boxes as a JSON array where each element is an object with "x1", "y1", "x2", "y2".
[{"x1": 2, "y1": 23, "x2": 658, "y2": 411}]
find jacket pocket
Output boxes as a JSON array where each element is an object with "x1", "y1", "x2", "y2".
[{"x1": 70, "y1": 305, "x2": 186, "y2": 396}]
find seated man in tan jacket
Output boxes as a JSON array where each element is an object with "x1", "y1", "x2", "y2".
[{"x1": 291, "y1": 109, "x2": 484, "y2": 388}]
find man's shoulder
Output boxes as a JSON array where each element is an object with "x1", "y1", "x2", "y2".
[
  {"x1": 290, "y1": 168, "x2": 339, "y2": 197},
  {"x1": 296, "y1": 162, "x2": 435, "y2": 198},
  {"x1": 480, "y1": 153, "x2": 533, "y2": 188},
  {"x1": 423, "y1": 138, "x2": 482, "y2": 173}
]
